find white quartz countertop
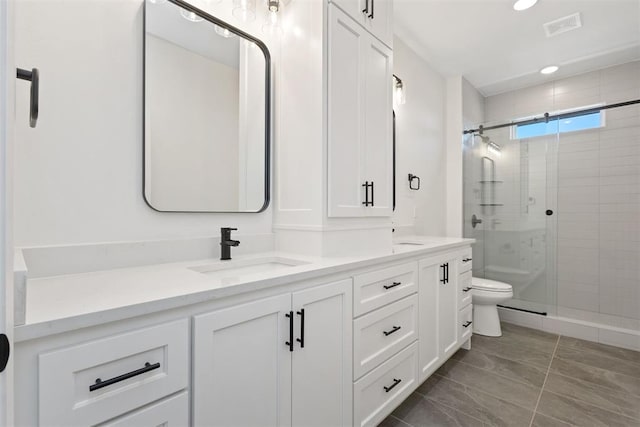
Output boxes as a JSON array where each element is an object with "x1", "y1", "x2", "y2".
[{"x1": 15, "y1": 236, "x2": 473, "y2": 342}]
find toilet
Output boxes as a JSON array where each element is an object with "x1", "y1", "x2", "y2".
[{"x1": 471, "y1": 277, "x2": 513, "y2": 337}]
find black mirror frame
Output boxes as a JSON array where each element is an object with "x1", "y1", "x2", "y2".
[{"x1": 142, "y1": 0, "x2": 272, "y2": 213}]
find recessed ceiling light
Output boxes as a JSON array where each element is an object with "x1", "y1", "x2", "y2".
[
  {"x1": 540, "y1": 65, "x2": 559, "y2": 75},
  {"x1": 513, "y1": 0, "x2": 538, "y2": 11}
]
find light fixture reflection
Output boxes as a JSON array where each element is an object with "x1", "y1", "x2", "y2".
[
  {"x1": 214, "y1": 24, "x2": 234, "y2": 38},
  {"x1": 393, "y1": 74, "x2": 406, "y2": 107},
  {"x1": 180, "y1": 8, "x2": 203, "y2": 22},
  {"x1": 233, "y1": 0, "x2": 256, "y2": 22},
  {"x1": 262, "y1": 0, "x2": 283, "y2": 36}
]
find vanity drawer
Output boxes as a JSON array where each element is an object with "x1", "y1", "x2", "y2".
[
  {"x1": 459, "y1": 248, "x2": 473, "y2": 273},
  {"x1": 39, "y1": 319, "x2": 189, "y2": 427},
  {"x1": 354, "y1": 294, "x2": 418, "y2": 379},
  {"x1": 459, "y1": 270, "x2": 472, "y2": 308},
  {"x1": 353, "y1": 261, "x2": 418, "y2": 317},
  {"x1": 354, "y1": 342, "x2": 418, "y2": 427},
  {"x1": 459, "y1": 304, "x2": 473, "y2": 343},
  {"x1": 99, "y1": 392, "x2": 189, "y2": 427}
]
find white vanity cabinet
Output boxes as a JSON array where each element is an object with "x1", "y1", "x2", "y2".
[
  {"x1": 37, "y1": 320, "x2": 189, "y2": 427},
  {"x1": 193, "y1": 279, "x2": 353, "y2": 427},
  {"x1": 327, "y1": 5, "x2": 393, "y2": 218},
  {"x1": 330, "y1": 0, "x2": 393, "y2": 48},
  {"x1": 418, "y1": 251, "x2": 466, "y2": 382}
]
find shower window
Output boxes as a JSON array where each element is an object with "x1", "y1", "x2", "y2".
[{"x1": 514, "y1": 109, "x2": 603, "y2": 139}]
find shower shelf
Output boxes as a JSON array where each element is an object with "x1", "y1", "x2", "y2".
[{"x1": 479, "y1": 203, "x2": 503, "y2": 206}]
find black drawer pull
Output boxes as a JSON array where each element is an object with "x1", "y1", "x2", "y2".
[
  {"x1": 362, "y1": 0, "x2": 369, "y2": 14},
  {"x1": 463, "y1": 321, "x2": 473, "y2": 328},
  {"x1": 383, "y1": 325, "x2": 401, "y2": 336},
  {"x1": 462, "y1": 287, "x2": 472, "y2": 293},
  {"x1": 383, "y1": 281, "x2": 401, "y2": 290},
  {"x1": 286, "y1": 311, "x2": 294, "y2": 352},
  {"x1": 384, "y1": 378, "x2": 401, "y2": 393},
  {"x1": 463, "y1": 258, "x2": 472, "y2": 263},
  {"x1": 90, "y1": 362, "x2": 160, "y2": 392}
]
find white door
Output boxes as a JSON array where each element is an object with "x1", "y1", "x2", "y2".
[
  {"x1": 363, "y1": 34, "x2": 392, "y2": 217},
  {"x1": 193, "y1": 295, "x2": 292, "y2": 427},
  {"x1": 0, "y1": 1, "x2": 14, "y2": 426},
  {"x1": 291, "y1": 279, "x2": 352, "y2": 427},
  {"x1": 327, "y1": 5, "x2": 368, "y2": 217},
  {"x1": 439, "y1": 256, "x2": 459, "y2": 359},
  {"x1": 418, "y1": 257, "x2": 440, "y2": 382}
]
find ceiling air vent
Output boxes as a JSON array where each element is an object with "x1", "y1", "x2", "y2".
[{"x1": 543, "y1": 13, "x2": 582, "y2": 38}]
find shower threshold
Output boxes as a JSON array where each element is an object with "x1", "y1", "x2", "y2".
[{"x1": 497, "y1": 304, "x2": 547, "y2": 316}]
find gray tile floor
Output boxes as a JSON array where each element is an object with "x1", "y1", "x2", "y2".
[{"x1": 380, "y1": 322, "x2": 640, "y2": 427}]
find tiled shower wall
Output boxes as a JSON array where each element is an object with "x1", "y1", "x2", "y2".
[{"x1": 484, "y1": 61, "x2": 640, "y2": 333}]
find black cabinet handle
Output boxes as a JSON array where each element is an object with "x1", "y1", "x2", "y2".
[
  {"x1": 371, "y1": 181, "x2": 375, "y2": 207},
  {"x1": 296, "y1": 309, "x2": 305, "y2": 348},
  {"x1": 362, "y1": 182, "x2": 372, "y2": 207},
  {"x1": 285, "y1": 311, "x2": 294, "y2": 352},
  {"x1": 440, "y1": 264, "x2": 446, "y2": 284},
  {"x1": 445, "y1": 263, "x2": 449, "y2": 284},
  {"x1": 383, "y1": 325, "x2": 401, "y2": 336},
  {"x1": 462, "y1": 287, "x2": 472, "y2": 293},
  {"x1": 383, "y1": 281, "x2": 401, "y2": 290},
  {"x1": 90, "y1": 362, "x2": 160, "y2": 392},
  {"x1": 463, "y1": 258, "x2": 472, "y2": 263},
  {"x1": 383, "y1": 378, "x2": 401, "y2": 393},
  {"x1": 369, "y1": 0, "x2": 374, "y2": 19},
  {"x1": 362, "y1": 0, "x2": 369, "y2": 14},
  {"x1": 16, "y1": 67, "x2": 39, "y2": 128},
  {"x1": 463, "y1": 321, "x2": 473, "y2": 328}
]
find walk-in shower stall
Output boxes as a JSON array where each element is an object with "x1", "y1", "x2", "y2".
[{"x1": 464, "y1": 68, "x2": 640, "y2": 330}]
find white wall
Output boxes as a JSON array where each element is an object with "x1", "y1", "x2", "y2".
[
  {"x1": 392, "y1": 37, "x2": 447, "y2": 236},
  {"x1": 14, "y1": 0, "x2": 277, "y2": 247},
  {"x1": 483, "y1": 61, "x2": 640, "y2": 332},
  {"x1": 146, "y1": 35, "x2": 240, "y2": 211}
]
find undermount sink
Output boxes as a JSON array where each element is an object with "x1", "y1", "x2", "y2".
[
  {"x1": 189, "y1": 257, "x2": 309, "y2": 279},
  {"x1": 393, "y1": 241, "x2": 425, "y2": 246}
]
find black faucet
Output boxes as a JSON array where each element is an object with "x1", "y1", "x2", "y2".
[{"x1": 220, "y1": 227, "x2": 240, "y2": 260}]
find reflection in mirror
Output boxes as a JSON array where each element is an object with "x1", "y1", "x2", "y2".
[{"x1": 144, "y1": 0, "x2": 270, "y2": 212}]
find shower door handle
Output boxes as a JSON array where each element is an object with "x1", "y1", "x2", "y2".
[{"x1": 471, "y1": 214, "x2": 483, "y2": 228}]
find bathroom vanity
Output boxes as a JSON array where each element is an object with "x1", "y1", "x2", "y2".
[{"x1": 13, "y1": 237, "x2": 473, "y2": 427}]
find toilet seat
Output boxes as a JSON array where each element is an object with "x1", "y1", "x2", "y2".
[{"x1": 472, "y1": 277, "x2": 512, "y2": 293}]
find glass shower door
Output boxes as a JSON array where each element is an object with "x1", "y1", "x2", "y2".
[{"x1": 463, "y1": 124, "x2": 558, "y2": 315}]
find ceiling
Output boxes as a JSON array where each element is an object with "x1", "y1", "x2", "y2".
[{"x1": 394, "y1": 0, "x2": 640, "y2": 96}]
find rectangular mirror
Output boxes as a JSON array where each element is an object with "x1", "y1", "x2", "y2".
[{"x1": 144, "y1": 0, "x2": 271, "y2": 212}]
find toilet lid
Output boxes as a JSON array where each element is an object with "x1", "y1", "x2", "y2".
[{"x1": 472, "y1": 277, "x2": 513, "y2": 292}]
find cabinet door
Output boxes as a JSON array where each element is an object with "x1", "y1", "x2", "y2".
[
  {"x1": 439, "y1": 257, "x2": 459, "y2": 359},
  {"x1": 361, "y1": 0, "x2": 393, "y2": 48},
  {"x1": 328, "y1": 5, "x2": 368, "y2": 217},
  {"x1": 418, "y1": 257, "x2": 440, "y2": 382},
  {"x1": 193, "y1": 295, "x2": 292, "y2": 427},
  {"x1": 292, "y1": 279, "x2": 353, "y2": 427},
  {"x1": 363, "y1": 34, "x2": 393, "y2": 217},
  {"x1": 331, "y1": 0, "x2": 367, "y2": 23}
]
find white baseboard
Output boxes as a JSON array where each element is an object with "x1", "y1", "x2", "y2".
[{"x1": 498, "y1": 307, "x2": 640, "y2": 352}]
